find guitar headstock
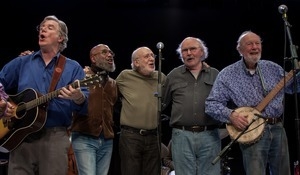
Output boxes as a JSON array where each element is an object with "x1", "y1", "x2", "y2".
[{"x1": 79, "y1": 74, "x2": 103, "y2": 87}]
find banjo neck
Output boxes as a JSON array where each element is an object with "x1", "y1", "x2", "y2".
[
  {"x1": 256, "y1": 69, "x2": 295, "y2": 112},
  {"x1": 227, "y1": 69, "x2": 296, "y2": 144}
]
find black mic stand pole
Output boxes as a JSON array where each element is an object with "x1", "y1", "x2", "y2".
[
  {"x1": 281, "y1": 12, "x2": 300, "y2": 170},
  {"x1": 212, "y1": 114, "x2": 260, "y2": 165},
  {"x1": 155, "y1": 42, "x2": 164, "y2": 175}
]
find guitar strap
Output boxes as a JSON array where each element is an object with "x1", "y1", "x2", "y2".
[
  {"x1": 49, "y1": 54, "x2": 66, "y2": 92},
  {"x1": 256, "y1": 64, "x2": 268, "y2": 97}
]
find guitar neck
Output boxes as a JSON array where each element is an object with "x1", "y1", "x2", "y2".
[
  {"x1": 25, "y1": 81, "x2": 81, "y2": 111},
  {"x1": 16, "y1": 74, "x2": 102, "y2": 113},
  {"x1": 256, "y1": 70, "x2": 295, "y2": 112}
]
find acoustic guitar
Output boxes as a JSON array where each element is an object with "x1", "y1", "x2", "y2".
[{"x1": 0, "y1": 74, "x2": 102, "y2": 153}]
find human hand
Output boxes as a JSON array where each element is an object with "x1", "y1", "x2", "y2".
[
  {"x1": 0, "y1": 99, "x2": 15, "y2": 118},
  {"x1": 19, "y1": 50, "x2": 34, "y2": 56},
  {"x1": 229, "y1": 110, "x2": 249, "y2": 131},
  {"x1": 58, "y1": 81, "x2": 85, "y2": 104}
]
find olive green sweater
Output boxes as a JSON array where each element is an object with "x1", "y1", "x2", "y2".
[{"x1": 116, "y1": 69, "x2": 166, "y2": 130}]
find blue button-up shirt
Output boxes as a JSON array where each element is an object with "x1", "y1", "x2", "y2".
[{"x1": 0, "y1": 51, "x2": 88, "y2": 127}]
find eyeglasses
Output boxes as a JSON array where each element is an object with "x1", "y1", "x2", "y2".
[
  {"x1": 94, "y1": 49, "x2": 115, "y2": 57},
  {"x1": 36, "y1": 24, "x2": 55, "y2": 32},
  {"x1": 181, "y1": 47, "x2": 200, "y2": 54},
  {"x1": 143, "y1": 53, "x2": 157, "y2": 59}
]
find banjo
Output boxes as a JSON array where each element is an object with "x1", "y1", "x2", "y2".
[{"x1": 226, "y1": 69, "x2": 295, "y2": 144}]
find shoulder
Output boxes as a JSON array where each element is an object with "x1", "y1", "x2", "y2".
[
  {"x1": 259, "y1": 59, "x2": 281, "y2": 67},
  {"x1": 206, "y1": 66, "x2": 219, "y2": 74},
  {"x1": 116, "y1": 69, "x2": 132, "y2": 80},
  {"x1": 167, "y1": 65, "x2": 184, "y2": 76},
  {"x1": 259, "y1": 60, "x2": 284, "y2": 73},
  {"x1": 65, "y1": 57, "x2": 81, "y2": 67},
  {"x1": 118, "y1": 69, "x2": 132, "y2": 76},
  {"x1": 220, "y1": 61, "x2": 240, "y2": 73}
]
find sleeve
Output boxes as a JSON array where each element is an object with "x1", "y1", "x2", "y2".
[{"x1": 205, "y1": 73, "x2": 233, "y2": 123}]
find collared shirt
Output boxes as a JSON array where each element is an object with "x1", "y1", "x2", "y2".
[
  {"x1": 162, "y1": 64, "x2": 220, "y2": 126},
  {"x1": 205, "y1": 59, "x2": 300, "y2": 123},
  {"x1": 0, "y1": 51, "x2": 88, "y2": 127}
]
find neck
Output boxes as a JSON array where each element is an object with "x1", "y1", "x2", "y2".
[{"x1": 91, "y1": 64, "x2": 108, "y2": 76}]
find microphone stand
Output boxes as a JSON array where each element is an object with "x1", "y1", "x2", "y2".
[
  {"x1": 281, "y1": 12, "x2": 300, "y2": 172},
  {"x1": 212, "y1": 115, "x2": 260, "y2": 165},
  {"x1": 155, "y1": 44, "x2": 164, "y2": 174}
]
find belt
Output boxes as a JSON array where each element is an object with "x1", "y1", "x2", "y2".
[
  {"x1": 121, "y1": 125, "x2": 157, "y2": 136},
  {"x1": 264, "y1": 117, "x2": 282, "y2": 125},
  {"x1": 173, "y1": 125, "x2": 218, "y2": 132}
]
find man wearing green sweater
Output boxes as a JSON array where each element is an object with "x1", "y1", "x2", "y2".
[{"x1": 116, "y1": 46, "x2": 166, "y2": 175}]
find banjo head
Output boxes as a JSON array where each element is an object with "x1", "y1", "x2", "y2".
[{"x1": 226, "y1": 107, "x2": 265, "y2": 144}]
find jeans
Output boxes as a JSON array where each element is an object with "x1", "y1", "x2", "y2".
[
  {"x1": 172, "y1": 128, "x2": 221, "y2": 175},
  {"x1": 71, "y1": 132, "x2": 113, "y2": 175},
  {"x1": 240, "y1": 122, "x2": 291, "y2": 175},
  {"x1": 119, "y1": 128, "x2": 160, "y2": 175}
]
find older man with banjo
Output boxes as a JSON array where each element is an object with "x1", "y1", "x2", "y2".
[{"x1": 205, "y1": 31, "x2": 300, "y2": 175}]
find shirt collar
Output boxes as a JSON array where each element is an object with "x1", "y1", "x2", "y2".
[
  {"x1": 32, "y1": 50, "x2": 60, "y2": 64},
  {"x1": 181, "y1": 62, "x2": 210, "y2": 73},
  {"x1": 241, "y1": 58, "x2": 259, "y2": 76}
]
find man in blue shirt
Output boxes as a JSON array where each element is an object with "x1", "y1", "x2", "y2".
[
  {"x1": 205, "y1": 31, "x2": 300, "y2": 175},
  {"x1": 0, "y1": 15, "x2": 88, "y2": 175}
]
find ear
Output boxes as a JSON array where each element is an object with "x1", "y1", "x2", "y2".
[
  {"x1": 91, "y1": 55, "x2": 96, "y2": 63},
  {"x1": 134, "y1": 59, "x2": 139, "y2": 67},
  {"x1": 58, "y1": 36, "x2": 63, "y2": 43}
]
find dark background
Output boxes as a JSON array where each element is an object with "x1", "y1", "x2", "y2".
[{"x1": 0, "y1": 0, "x2": 300, "y2": 174}]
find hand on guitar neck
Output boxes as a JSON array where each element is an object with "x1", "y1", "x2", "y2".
[{"x1": 58, "y1": 80, "x2": 86, "y2": 105}]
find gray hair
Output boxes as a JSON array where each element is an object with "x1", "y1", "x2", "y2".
[
  {"x1": 40, "y1": 15, "x2": 68, "y2": 52},
  {"x1": 176, "y1": 37, "x2": 209, "y2": 62},
  {"x1": 131, "y1": 48, "x2": 139, "y2": 70}
]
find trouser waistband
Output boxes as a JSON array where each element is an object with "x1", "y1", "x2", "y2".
[
  {"x1": 121, "y1": 125, "x2": 157, "y2": 136},
  {"x1": 173, "y1": 125, "x2": 218, "y2": 132}
]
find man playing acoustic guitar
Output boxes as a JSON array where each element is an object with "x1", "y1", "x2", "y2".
[
  {"x1": 0, "y1": 15, "x2": 89, "y2": 175},
  {"x1": 205, "y1": 31, "x2": 300, "y2": 175}
]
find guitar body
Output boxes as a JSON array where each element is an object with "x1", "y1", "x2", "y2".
[
  {"x1": 0, "y1": 74, "x2": 102, "y2": 153},
  {"x1": 226, "y1": 107, "x2": 265, "y2": 144},
  {"x1": 0, "y1": 88, "x2": 47, "y2": 153}
]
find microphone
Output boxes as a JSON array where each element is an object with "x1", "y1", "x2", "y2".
[
  {"x1": 156, "y1": 42, "x2": 164, "y2": 50},
  {"x1": 278, "y1": 4, "x2": 288, "y2": 14}
]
